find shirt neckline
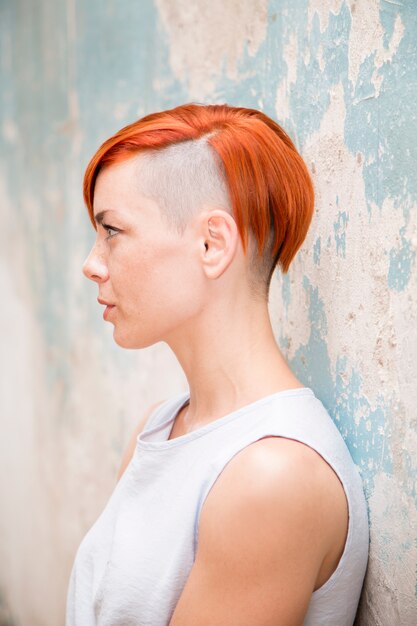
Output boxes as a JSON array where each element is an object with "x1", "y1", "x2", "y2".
[{"x1": 136, "y1": 386, "x2": 315, "y2": 451}]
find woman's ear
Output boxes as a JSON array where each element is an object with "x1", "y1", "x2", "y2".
[{"x1": 200, "y1": 209, "x2": 239, "y2": 280}]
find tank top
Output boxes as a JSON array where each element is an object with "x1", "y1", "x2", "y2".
[{"x1": 66, "y1": 386, "x2": 369, "y2": 626}]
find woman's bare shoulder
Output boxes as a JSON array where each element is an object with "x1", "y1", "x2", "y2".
[{"x1": 116, "y1": 399, "x2": 165, "y2": 480}]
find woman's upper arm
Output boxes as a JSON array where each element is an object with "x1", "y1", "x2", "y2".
[
  {"x1": 116, "y1": 400, "x2": 164, "y2": 481},
  {"x1": 169, "y1": 437, "x2": 330, "y2": 626}
]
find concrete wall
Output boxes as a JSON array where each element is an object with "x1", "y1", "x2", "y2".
[{"x1": 1, "y1": 0, "x2": 416, "y2": 624}]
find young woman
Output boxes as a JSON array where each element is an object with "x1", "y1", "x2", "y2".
[{"x1": 66, "y1": 103, "x2": 369, "y2": 626}]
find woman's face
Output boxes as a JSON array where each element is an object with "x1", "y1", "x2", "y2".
[{"x1": 82, "y1": 156, "x2": 205, "y2": 349}]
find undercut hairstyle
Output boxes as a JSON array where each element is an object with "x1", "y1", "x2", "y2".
[{"x1": 83, "y1": 102, "x2": 315, "y2": 299}]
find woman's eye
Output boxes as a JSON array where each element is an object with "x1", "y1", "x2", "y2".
[{"x1": 103, "y1": 224, "x2": 119, "y2": 240}]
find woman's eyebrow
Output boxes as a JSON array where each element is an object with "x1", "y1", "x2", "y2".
[{"x1": 94, "y1": 210, "x2": 115, "y2": 226}]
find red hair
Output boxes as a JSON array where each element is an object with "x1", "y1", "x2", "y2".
[{"x1": 83, "y1": 102, "x2": 314, "y2": 274}]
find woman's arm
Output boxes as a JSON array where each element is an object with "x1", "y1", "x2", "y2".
[
  {"x1": 116, "y1": 400, "x2": 165, "y2": 481},
  {"x1": 169, "y1": 437, "x2": 345, "y2": 626}
]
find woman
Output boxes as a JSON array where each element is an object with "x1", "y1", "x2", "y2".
[{"x1": 66, "y1": 103, "x2": 369, "y2": 626}]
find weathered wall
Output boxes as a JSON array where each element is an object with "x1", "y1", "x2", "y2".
[{"x1": 1, "y1": 0, "x2": 416, "y2": 624}]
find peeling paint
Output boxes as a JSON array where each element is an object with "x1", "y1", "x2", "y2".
[
  {"x1": 1, "y1": 0, "x2": 416, "y2": 624},
  {"x1": 155, "y1": 0, "x2": 269, "y2": 98}
]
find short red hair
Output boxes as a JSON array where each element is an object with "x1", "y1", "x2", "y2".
[{"x1": 83, "y1": 102, "x2": 314, "y2": 275}]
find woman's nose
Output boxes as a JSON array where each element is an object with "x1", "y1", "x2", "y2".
[{"x1": 82, "y1": 246, "x2": 109, "y2": 283}]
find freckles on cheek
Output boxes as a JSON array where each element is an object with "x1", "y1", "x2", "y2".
[{"x1": 126, "y1": 256, "x2": 152, "y2": 295}]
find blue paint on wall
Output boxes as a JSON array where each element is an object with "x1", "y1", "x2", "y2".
[
  {"x1": 334, "y1": 210, "x2": 349, "y2": 257},
  {"x1": 343, "y1": 3, "x2": 417, "y2": 295},
  {"x1": 313, "y1": 236, "x2": 321, "y2": 266},
  {"x1": 289, "y1": 275, "x2": 333, "y2": 406},
  {"x1": 387, "y1": 227, "x2": 416, "y2": 292}
]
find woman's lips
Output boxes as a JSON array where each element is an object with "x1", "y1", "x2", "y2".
[
  {"x1": 103, "y1": 305, "x2": 116, "y2": 320},
  {"x1": 97, "y1": 297, "x2": 116, "y2": 321}
]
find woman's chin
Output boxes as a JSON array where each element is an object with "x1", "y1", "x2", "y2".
[
  {"x1": 112, "y1": 328, "x2": 156, "y2": 350},
  {"x1": 113, "y1": 330, "x2": 136, "y2": 349}
]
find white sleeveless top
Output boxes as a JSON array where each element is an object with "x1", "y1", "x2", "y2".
[{"x1": 66, "y1": 387, "x2": 369, "y2": 626}]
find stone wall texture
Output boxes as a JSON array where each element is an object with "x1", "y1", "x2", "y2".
[{"x1": 1, "y1": 1, "x2": 416, "y2": 624}]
